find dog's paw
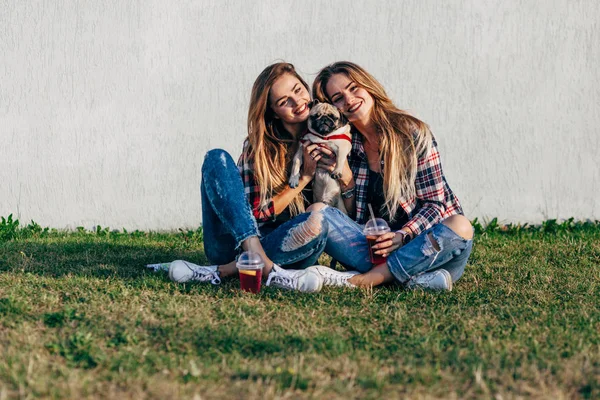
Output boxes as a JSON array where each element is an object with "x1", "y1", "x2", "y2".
[
  {"x1": 289, "y1": 174, "x2": 300, "y2": 188},
  {"x1": 330, "y1": 169, "x2": 343, "y2": 180}
]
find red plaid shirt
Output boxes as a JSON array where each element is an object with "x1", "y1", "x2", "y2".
[
  {"x1": 348, "y1": 129, "x2": 463, "y2": 238},
  {"x1": 237, "y1": 140, "x2": 313, "y2": 230},
  {"x1": 237, "y1": 140, "x2": 277, "y2": 227}
]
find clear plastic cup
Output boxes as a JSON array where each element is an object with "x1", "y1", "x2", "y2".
[
  {"x1": 363, "y1": 218, "x2": 391, "y2": 265},
  {"x1": 236, "y1": 251, "x2": 264, "y2": 293}
]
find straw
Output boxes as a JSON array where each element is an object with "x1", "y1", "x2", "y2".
[{"x1": 367, "y1": 203, "x2": 376, "y2": 223}]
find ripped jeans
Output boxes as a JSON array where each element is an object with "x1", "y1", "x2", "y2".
[
  {"x1": 322, "y1": 206, "x2": 473, "y2": 283},
  {"x1": 201, "y1": 149, "x2": 328, "y2": 269}
]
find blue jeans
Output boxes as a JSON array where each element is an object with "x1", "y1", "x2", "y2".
[
  {"x1": 321, "y1": 206, "x2": 473, "y2": 283},
  {"x1": 201, "y1": 149, "x2": 328, "y2": 269}
]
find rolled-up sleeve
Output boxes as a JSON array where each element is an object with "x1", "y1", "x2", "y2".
[{"x1": 403, "y1": 138, "x2": 446, "y2": 237}]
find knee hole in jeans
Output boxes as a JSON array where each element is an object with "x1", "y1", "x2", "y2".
[
  {"x1": 307, "y1": 202, "x2": 328, "y2": 212},
  {"x1": 442, "y1": 215, "x2": 474, "y2": 240},
  {"x1": 281, "y1": 212, "x2": 324, "y2": 252},
  {"x1": 421, "y1": 232, "x2": 441, "y2": 256}
]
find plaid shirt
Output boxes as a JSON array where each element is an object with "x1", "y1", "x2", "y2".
[
  {"x1": 237, "y1": 140, "x2": 313, "y2": 231},
  {"x1": 348, "y1": 129, "x2": 463, "y2": 238},
  {"x1": 237, "y1": 140, "x2": 276, "y2": 227}
]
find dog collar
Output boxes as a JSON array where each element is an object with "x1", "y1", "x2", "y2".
[{"x1": 301, "y1": 125, "x2": 352, "y2": 143}]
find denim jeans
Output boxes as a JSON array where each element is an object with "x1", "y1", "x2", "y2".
[
  {"x1": 321, "y1": 206, "x2": 473, "y2": 283},
  {"x1": 201, "y1": 149, "x2": 328, "y2": 269}
]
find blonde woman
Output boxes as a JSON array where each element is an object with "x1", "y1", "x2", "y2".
[
  {"x1": 305, "y1": 61, "x2": 474, "y2": 291},
  {"x1": 168, "y1": 62, "x2": 328, "y2": 292}
]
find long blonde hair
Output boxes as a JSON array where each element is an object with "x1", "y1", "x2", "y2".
[
  {"x1": 245, "y1": 62, "x2": 309, "y2": 216},
  {"x1": 313, "y1": 61, "x2": 432, "y2": 221}
]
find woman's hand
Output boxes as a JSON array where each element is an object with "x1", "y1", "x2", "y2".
[
  {"x1": 300, "y1": 143, "x2": 320, "y2": 182},
  {"x1": 313, "y1": 145, "x2": 353, "y2": 187},
  {"x1": 372, "y1": 231, "x2": 409, "y2": 258}
]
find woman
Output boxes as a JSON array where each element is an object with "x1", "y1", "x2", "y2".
[
  {"x1": 168, "y1": 62, "x2": 328, "y2": 292},
  {"x1": 306, "y1": 61, "x2": 474, "y2": 291}
]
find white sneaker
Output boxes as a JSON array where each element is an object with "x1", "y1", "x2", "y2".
[
  {"x1": 168, "y1": 260, "x2": 221, "y2": 284},
  {"x1": 406, "y1": 269, "x2": 452, "y2": 291},
  {"x1": 146, "y1": 262, "x2": 171, "y2": 272},
  {"x1": 306, "y1": 265, "x2": 358, "y2": 288},
  {"x1": 265, "y1": 265, "x2": 323, "y2": 293}
]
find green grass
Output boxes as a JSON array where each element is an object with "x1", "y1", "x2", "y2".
[{"x1": 0, "y1": 220, "x2": 599, "y2": 399}]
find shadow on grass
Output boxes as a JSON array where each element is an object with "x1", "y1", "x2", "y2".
[{"x1": 0, "y1": 238, "x2": 209, "y2": 280}]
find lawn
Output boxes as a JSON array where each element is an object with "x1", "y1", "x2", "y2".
[{"x1": 0, "y1": 218, "x2": 599, "y2": 399}]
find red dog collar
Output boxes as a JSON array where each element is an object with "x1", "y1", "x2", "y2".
[{"x1": 300, "y1": 131, "x2": 352, "y2": 144}]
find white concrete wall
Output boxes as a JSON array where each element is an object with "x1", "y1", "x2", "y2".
[{"x1": 1, "y1": 0, "x2": 599, "y2": 230}]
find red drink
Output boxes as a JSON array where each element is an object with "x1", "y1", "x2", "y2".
[
  {"x1": 236, "y1": 251, "x2": 265, "y2": 294},
  {"x1": 367, "y1": 235, "x2": 387, "y2": 265},
  {"x1": 363, "y1": 217, "x2": 391, "y2": 266},
  {"x1": 238, "y1": 268, "x2": 263, "y2": 293}
]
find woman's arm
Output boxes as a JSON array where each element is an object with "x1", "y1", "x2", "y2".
[
  {"x1": 271, "y1": 177, "x2": 312, "y2": 215},
  {"x1": 371, "y1": 137, "x2": 447, "y2": 256},
  {"x1": 337, "y1": 164, "x2": 356, "y2": 217},
  {"x1": 272, "y1": 143, "x2": 321, "y2": 214},
  {"x1": 313, "y1": 146, "x2": 356, "y2": 217},
  {"x1": 238, "y1": 142, "x2": 320, "y2": 221},
  {"x1": 402, "y1": 137, "x2": 447, "y2": 238}
]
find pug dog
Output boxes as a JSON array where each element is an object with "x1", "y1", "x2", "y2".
[{"x1": 289, "y1": 101, "x2": 352, "y2": 214}]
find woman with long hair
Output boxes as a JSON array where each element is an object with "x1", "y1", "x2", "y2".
[
  {"x1": 305, "y1": 61, "x2": 474, "y2": 291},
  {"x1": 167, "y1": 62, "x2": 329, "y2": 292}
]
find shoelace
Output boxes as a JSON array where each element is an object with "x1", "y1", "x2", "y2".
[
  {"x1": 408, "y1": 271, "x2": 447, "y2": 288},
  {"x1": 415, "y1": 272, "x2": 436, "y2": 284},
  {"x1": 322, "y1": 272, "x2": 351, "y2": 287},
  {"x1": 192, "y1": 268, "x2": 221, "y2": 285},
  {"x1": 266, "y1": 270, "x2": 294, "y2": 289},
  {"x1": 407, "y1": 274, "x2": 428, "y2": 287}
]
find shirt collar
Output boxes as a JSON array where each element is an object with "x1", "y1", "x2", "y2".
[
  {"x1": 351, "y1": 126, "x2": 384, "y2": 169},
  {"x1": 351, "y1": 126, "x2": 367, "y2": 160}
]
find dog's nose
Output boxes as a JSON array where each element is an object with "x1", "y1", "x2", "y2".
[{"x1": 320, "y1": 119, "x2": 333, "y2": 129}]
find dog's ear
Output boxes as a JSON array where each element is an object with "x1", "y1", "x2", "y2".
[{"x1": 309, "y1": 99, "x2": 319, "y2": 108}]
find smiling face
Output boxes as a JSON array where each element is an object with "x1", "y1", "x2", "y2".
[
  {"x1": 268, "y1": 73, "x2": 311, "y2": 127},
  {"x1": 325, "y1": 73, "x2": 374, "y2": 126}
]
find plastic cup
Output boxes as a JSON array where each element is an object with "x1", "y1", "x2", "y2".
[
  {"x1": 363, "y1": 218, "x2": 391, "y2": 265},
  {"x1": 236, "y1": 251, "x2": 264, "y2": 293}
]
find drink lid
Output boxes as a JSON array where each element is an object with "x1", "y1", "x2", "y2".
[
  {"x1": 236, "y1": 251, "x2": 264, "y2": 269},
  {"x1": 364, "y1": 218, "x2": 390, "y2": 234}
]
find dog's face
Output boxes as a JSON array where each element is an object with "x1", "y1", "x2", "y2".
[{"x1": 308, "y1": 102, "x2": 348, "y2": 136}]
